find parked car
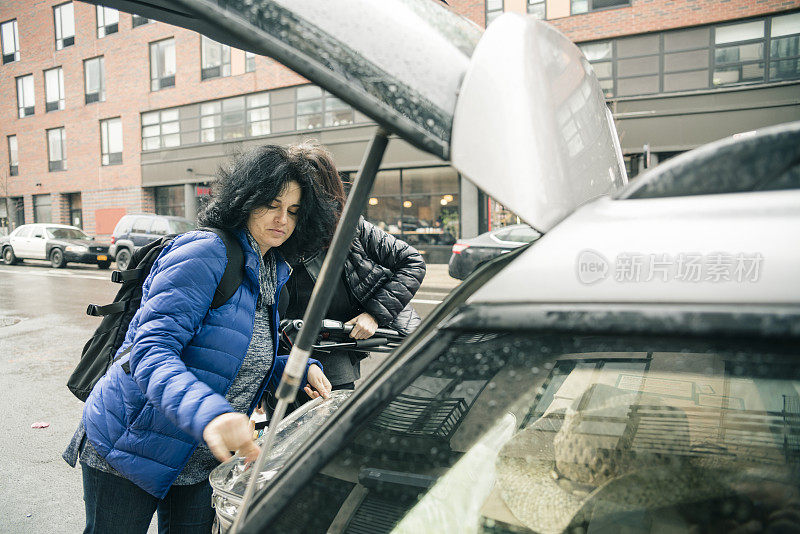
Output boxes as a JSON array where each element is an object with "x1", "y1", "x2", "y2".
[
  {"x1": 0, "y1": 223, "x2": 111, "y2": 269},
  {"x1": 109, "y1": 213, "x2": 196, "y2": 270},
  {"x1": 448, "y1": 223, "x2": 541, "y2": 279},
  {"x1": 86, "y1": 2, "x2": 800, "y2": 533}
]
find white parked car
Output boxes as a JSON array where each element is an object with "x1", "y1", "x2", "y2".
[
  {"x1": 86, "y1": 1, "x2": 800, "y2": 533},
  {"x1": 0, "y1": 223, "x2": 112, "y2": 269}
]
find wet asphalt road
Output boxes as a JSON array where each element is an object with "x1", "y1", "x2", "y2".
[{"x1": 0, "y1": 260, "x2": 443, "y2": 533}]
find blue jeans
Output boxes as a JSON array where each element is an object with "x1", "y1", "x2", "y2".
[{"x1": 81, "y1": 464, "x2": 215, "y2": 534}]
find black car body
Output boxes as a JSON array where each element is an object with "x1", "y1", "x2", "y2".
[
  {"x1": 1, "y1": 224, "x2": 111, "y2": 268},
  {"x1": 448, "y1": 224, "x2": 540, "y2": 279},
  {"x1": 109, "y1": 213, "x2": 196, "y2": 270}
]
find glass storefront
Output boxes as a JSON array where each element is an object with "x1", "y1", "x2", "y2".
[
  {"x1": 361, "y1": 166, "x2": 460, "y2": 264},
  {"x1": 154, "y1": 185, "x2": 185, "y2": 217}
]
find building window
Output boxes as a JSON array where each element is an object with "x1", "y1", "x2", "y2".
[
  {"x1": 769, "y1": 12, "x2": 800, "y2": 82},
  {"x1": 84, "y1": 56, "x2": 106, "y2": 104},
  {"x1": 68, "y1": 193, "x2": 82, "y2": 228},
  {"x1": 132, "y1": 14, "x2": 151, "y2": 28},
  {"x1": 201, "y1": 36, "x2": 231, "y2": 80},
  {"x1": 713, "y1": 20, "x2": 766, "y2": 86},
  {"x1": 154, "y1": 185, "x2": 185, "y2": 217},
  {"x1": 44, "y1": 67, "x2": 65, "y2": 112},
  {"x1": 580, "y1": 13, "x2": 799, "y2": 98},
  {"x1": 47, "y1": 127, "x2": 66, "y2": 171},
  {"x1": 53, "y1": 2, "x2": 75, "y2": 50},
  {"x1": 527, "y1": 0, "x2": 545, "y2": 20},
  {"x1": 245, "y1": 51, "x2": 256, "y2": 72},
  {"x1": 96, "y1": 6, "x2": 119, "y2": 38},
  {"x1": 616, "y1": 33, "x2": 660, "y2": 96},
  {"x1": 247, "y1": 92, "x2": 270, "y2": 136},
  {"x1": 33, "y1": 194, "x2": 52, "y2": 223},
  {"x1": 150, "y1": 38, "x2": 176, "y2": 91},
  {"x1": 199, "y1": 101, "x2": 221, "y2": 142},
  {"x1": 16, "y1": 75, "x2": 35, "y2": 118},
  {"x1": 486, "y1": 0, "x2": 503, "y2": 27},
  {"x1": 7, "y1": 135, "x2": 18, "y2": 176},
  {"x1": 572, "y1": 0, "x2": 629, "y2": 15},
  {"x1": 141, "y1": 108, "x2": 180, "y2": 150},
  {"x1": 364, "y1": 167, "x2": 460, "y2": 263},
  {"x1": 295, "y1": 86, "x2": 353, "y2": 130},
  {"x1": 1, "y1": 19, "x2": 20, "y2": 64},
  {"x1": 100, "y1": 117, "x2": 123, "y2": 165},
  {"x1": 662, "y1": 27, "x2": 710, "y2": 92},
  {"x1": 580, "y1": 41, "x2": 614, "y2": 96}
]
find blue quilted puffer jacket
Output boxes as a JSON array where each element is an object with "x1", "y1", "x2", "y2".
[{"x1": 83, "y1": 229, "x2": 313, "y2": 499}]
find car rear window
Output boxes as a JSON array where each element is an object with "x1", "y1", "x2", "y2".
[
  {"x1": 267, "y1": 330, "x2": 800, "y2": 533},
  {"x1": 169, "y1": 219, "x2": 196, "y2": 234},
  {"x1": 131, "y1": 217, "x2": 152, "y2": 233},
  {"x1": 112, "y1": 216, "x2": 132, "y2": 236},
  {"x1": 150, "y1": 218, "x2": 170, "y2": 236}
]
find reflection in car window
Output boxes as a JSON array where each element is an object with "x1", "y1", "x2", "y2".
[
  {"x1": 15, "y1": 226, "x2": 32, "y2": 238},
  {"x1": 270, "y1": 331, "x2": 800, "y2": 533},
  {"x1": 506, "y1": 227, "x2": 540, "y2": 243},
  {"x1": 46, "y1": 227, "x2": 89, "y2": 240}
]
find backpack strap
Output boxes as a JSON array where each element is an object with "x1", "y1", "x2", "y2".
[{"x1": 201, "y1": 227, "x2": 245, "y2": 309}]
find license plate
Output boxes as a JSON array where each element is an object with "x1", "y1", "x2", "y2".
[{"x1": 97, "y1": 255, "x2": 108, "y2": 261}]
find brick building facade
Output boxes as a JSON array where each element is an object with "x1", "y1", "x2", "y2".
[{"x1": 1, "y1": 0, "x2": 799, "y2": 256}]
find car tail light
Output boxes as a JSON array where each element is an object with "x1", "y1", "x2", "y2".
[
  {"x1": 110, "y1": 236, "x2": 116, "y2": 244},
  {"x1": 451, "y1": 243, "x2": 470, "y2": 254}
]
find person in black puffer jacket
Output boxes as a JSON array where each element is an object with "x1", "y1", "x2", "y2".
[{"x1": 282, "y1": 142, "x2": 426, "y2": 390}]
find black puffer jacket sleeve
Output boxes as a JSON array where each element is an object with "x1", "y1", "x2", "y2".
[{"x1": 343, "y1": 218, "x2": 426, "y2": 326}]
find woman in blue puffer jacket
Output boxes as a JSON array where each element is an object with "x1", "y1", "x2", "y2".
[{"x1": 63, "y1": 145, "x2": 337, "y2": 533}]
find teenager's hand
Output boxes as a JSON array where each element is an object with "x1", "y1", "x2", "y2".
[
  {"x1": 346, "y1": 312, "x2": 378, "y2": 339},
  {"x1": 203, "y1": 412, "x2": 260, "y2": 463},
  {"x1": 304, "y1": 364, "x2": 332, "y2": 399}
]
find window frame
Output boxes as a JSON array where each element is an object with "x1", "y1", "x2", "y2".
[
  {"x1": 46, "y1": 127, "x2": 66, "y2": 172},
  {"x1": 149, "y1": 38, "x2": 176, "y2": 91},
  {"x1": 245, "y1": 51, "x2": 256, "y2": 72},
  {"x1": 83, "y1": 56, "x2": 106, "y2": 104},
  {"x1": 44, "y1": 66, "x2": 65, "y2": 112},
  {"x1": 141, "y1": 108, "x2": 181, "y2": 151},
  {"x1": 53, "y1": 2, "x2": 75, "y2": 51},
  {"x1": 1, "y1": 19, "x2": 20, "y2": 64},
  {"x1": 7, "y1": 135, "x2": 18, "y2": 176},
  {"x1": 100, "y1": 117, "x2": 123, "y2": 166},
  {"x1": 95, "y1": 5, "x2": 119, "y2": 38},
  {"x1": 15, "y1": 74, "x2": 35, "y2": 118}
]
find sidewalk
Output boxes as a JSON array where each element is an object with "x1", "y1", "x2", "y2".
[{"x1": 419, "y1": 263, "x2": 461, "y2": 293}]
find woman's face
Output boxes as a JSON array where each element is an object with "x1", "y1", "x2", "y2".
[{"x1": 247, "y1": 181, "x2": 302, "y2": 253}]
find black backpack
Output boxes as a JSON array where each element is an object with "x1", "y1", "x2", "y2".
[{"x1": 67, "y1": 228, "x2": 244, "y2": 401}]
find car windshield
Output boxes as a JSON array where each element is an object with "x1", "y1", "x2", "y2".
[
  {"x1": 46, "y1": 227, "x2": 90, "y2": 240},
  {"x1": 169, "y1": 219, "x2": 196, "y2": 234},
  {"x1": 266, "y1": 329, "x2": 800, "y2": 533}
]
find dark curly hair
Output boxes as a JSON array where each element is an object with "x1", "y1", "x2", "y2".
[{"x1": 198, "y1": 144, "x2": 337, "y2": 262}]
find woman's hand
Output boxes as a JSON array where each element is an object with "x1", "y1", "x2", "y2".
[
  {"x1": 203, "y1": 412, "x2": 261, "y2": 463},
  {"x1": 346, "y1": 312, "x2": 378, "y2": 339},
  {"x1": 303, "y1": 364, "x2": 332, "y2": 399}
]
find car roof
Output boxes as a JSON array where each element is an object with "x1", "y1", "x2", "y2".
[
  {"x1": 617, "y1": 121, "x2": 800, "y2": 199},
  {"x1": 468, "y1": 188, "x2": 800, "y2": 306}
]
